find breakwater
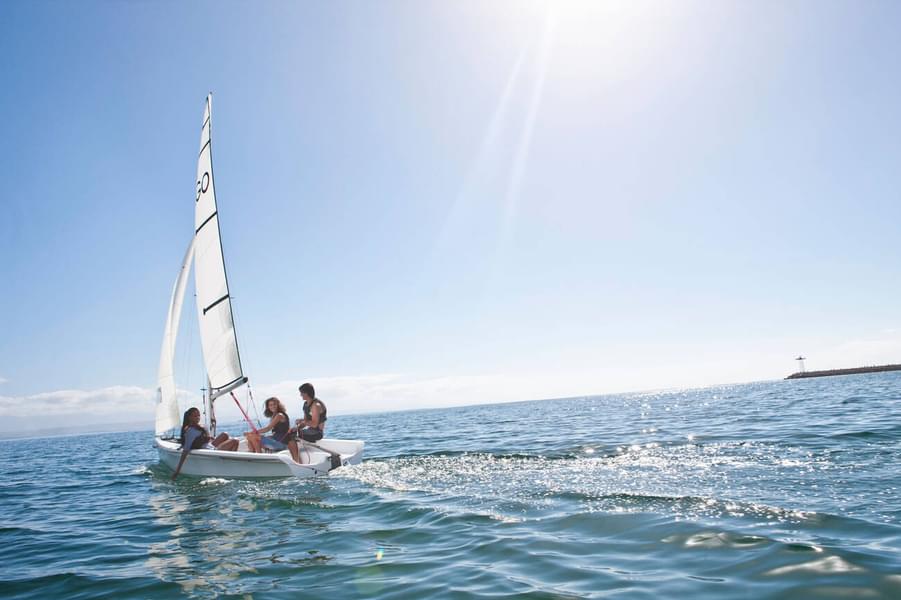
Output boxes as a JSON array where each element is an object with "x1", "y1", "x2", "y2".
[{"x1": 786, "y1": 363, "x2": 901, "y2": 379}]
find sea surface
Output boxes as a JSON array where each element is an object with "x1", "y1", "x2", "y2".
[{"x1": 2, "y1": 374, "x2": 901, "y2": 599}]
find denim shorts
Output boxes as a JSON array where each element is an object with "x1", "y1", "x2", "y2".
[{"x1": 261, "y1": 435, "x2": 288, "y2": 451}]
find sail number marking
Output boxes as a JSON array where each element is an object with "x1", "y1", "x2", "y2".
[{"x1": 196, "y1": 172, "x2": 210, "y2": 202}]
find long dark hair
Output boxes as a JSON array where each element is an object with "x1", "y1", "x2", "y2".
[
  {"x1": 179, "y1": 407, "x2": 203, "y2": 447},
  {"x1": 263, "y1": 397, "x2": 288, "y2": 418}
]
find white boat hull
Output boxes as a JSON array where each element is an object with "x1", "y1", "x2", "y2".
[{"x1": 155, "y1": 437, "x2": 364, "y2": 479}]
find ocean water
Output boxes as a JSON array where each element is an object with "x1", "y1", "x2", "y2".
[{"x1": 2, "y1": 374, "x2": 901, "y2": 599}]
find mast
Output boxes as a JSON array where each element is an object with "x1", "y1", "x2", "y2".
[
  {"x1": 194, "y1": 93, "x2": 248, "y2": 400},
  {"x1": 206, "y1": 376, "x2": 217, "y2": 437}
]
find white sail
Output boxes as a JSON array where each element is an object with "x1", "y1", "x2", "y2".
[
  {"x1": 153, "y1": 94, "x2": 366, "y2": 478},
  {"x1": 194, "y1": 93, "x2": 246, "y2": 398},
  {"x1": 156, "y1": 239, "x2": 194, "y2": 435}
]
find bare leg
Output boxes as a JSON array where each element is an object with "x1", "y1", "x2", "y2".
[
  {"x1": 245, "y1": 432, "x2": 261, "y2": 453},
  {"x1": 287, "y1": 440, "x2": 301, "y2": 463},
  {"x1": 220, "y1": 438, "x2": 239, "y2": 452},
  {"x1": 213, "y1": 434, "x2": 239, "y2": 452}
]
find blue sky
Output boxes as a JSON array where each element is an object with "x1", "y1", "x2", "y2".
[{"x1": 2, "y1": 1, "x2": 901, "y2": 430}]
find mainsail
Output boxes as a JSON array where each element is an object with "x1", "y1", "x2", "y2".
[
  {"x1": 156, "y1": 239, "x2": 194, "y2": 435},
  {"x1": 194, "y1": 94, "x2": 246, "y2": 399}
]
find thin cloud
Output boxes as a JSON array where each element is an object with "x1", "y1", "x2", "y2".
[
  {"x1": 0, "y1": 385, "x2": 208, "y2": 435},
  {"x1": 0, "y1": 385, "x2": 155, "y2": 418},
  {"x1": 0, "y1": 362, "x2": 787, "y2": 435},
  {"x1": 815, "y1": 332, "x2": 901, "y2": 370},
  {"x1": 0, "y1": 373, "x2": 571, "y2": 433},
  {"x1": 251, "y1": 371, "x2": 618, "y2": 417}
]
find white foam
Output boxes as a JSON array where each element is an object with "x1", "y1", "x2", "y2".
[{"x1": 199, "y1": 477, "x2": 230, "y2": 485}]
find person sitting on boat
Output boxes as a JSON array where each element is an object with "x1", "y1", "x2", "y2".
[
  {"x1": 245, "y1": 397, "x2": 301, "y2": 462},
  {"x1": 295, "y1": 382, "x2": 327, "y2": 443},
  {"x1": 171, "y1": 407, "x2": 239, "y2": 480}
]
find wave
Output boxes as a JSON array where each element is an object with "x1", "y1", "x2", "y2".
[
  {"x1": 342, "y1": 450, "x2": 901, "y2": 536},
  {"x1": 1, "y1": 572, "x2": 182, "y2": 598},
  {"x1": 198, "y1": 477, "x2": 230, "y2": 486},
  {"x1": 377, "y1": 434, "x2": 858, "y2": 464},
  {"x1": 826, "y1": 425, "x2": 901, "y2": 440},
  {"x1": 365, "y1": 439, "x2": 812, "y2": 473}
]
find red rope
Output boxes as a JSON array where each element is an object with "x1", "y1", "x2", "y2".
[{"x1": 231, "y1": 391, "x2": 259, "y2": 434}]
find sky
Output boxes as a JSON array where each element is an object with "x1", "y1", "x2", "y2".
[{"x1": 2, "y1": 0, "x2": 901, "y2": 432}]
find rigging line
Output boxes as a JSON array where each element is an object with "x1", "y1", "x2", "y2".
[
  {"x1": 247, "y1": 387, "x2": 262, "y2": 432},
  {"x1": 245, "y1": 382, "x2": 262, "y2": 430},
  {"x1": 231, "y1": 392, "x2": 258, "y2": 434},
  {"x1": 229, "y1": 295, "x2": 261, "y2": 427},
  {"x1": 249, "y1": 385, "x2": 263, "y2": 428},
  {"x1": 238, "y1": 387, "x2": 254, "y2": 435}
]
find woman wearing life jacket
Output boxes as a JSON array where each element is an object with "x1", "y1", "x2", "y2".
[
  {"x1": 295, "y1": 382, "x2": 327, "y2": 442},
  {"x1": 171, "y1": 407, "x2": 239, "y2": 480},
  {"x1": 245, "y1": 397, "x2": 301, "y2": 463}
]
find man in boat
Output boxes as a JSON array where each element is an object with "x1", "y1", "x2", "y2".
[{"x1": 295, "y1": 382, "x2": 327, "y2": 443}]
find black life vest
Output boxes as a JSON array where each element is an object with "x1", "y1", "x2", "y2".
[
  {"x1": 303, "y1": 398, "x2": 327, "y2": 428},
  {"x1": 272, "y1": 411, "x2": 291, "y2": 442}
]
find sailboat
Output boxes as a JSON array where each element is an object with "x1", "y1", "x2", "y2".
[{"x1": 153, "y1": 94, "x2": 364, "y2": 478}]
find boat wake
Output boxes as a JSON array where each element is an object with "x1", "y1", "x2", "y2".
[
  {"x1": 340, "y1": 440, "x2": 888, "y2": 530},
  {"x1": 199, "y1": 477, "x2": 230, "y2": 486}
]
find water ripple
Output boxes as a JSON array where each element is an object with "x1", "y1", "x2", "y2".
[{"x1": 2, "y1": 374, "x2": 901, "y2": 598}]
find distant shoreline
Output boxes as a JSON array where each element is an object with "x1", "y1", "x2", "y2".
[
  {"x1": 785, "y1": 363, "x2": 901, "y2": 380},
  {"x1": 0, "y1": 420, "x2": 153, "y2": 441}
]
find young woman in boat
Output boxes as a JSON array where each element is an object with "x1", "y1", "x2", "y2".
[
  {"x1": 245, "y1": 397, "x2": 301, "y2": 463},
  {"x1": 295, "y1": 382, "x2": 327, "y2": 443},
  {"x1": 171, "y1": 407, "x2": 239, "y2": 480}
]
